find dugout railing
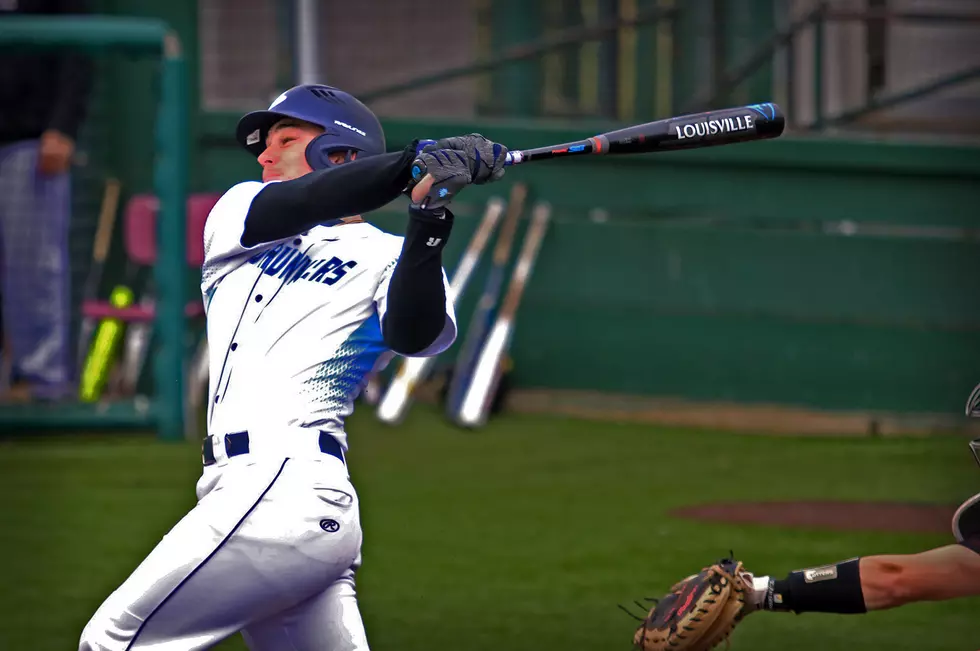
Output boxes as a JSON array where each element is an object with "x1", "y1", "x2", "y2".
[{"x1": 0, "y1": 16, "x2": 189, "y2": 441}]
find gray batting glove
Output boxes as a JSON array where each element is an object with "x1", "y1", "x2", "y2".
[
  {"x1": 410, "y1": 148, "x2": 473, "y2": 211},
  {"x1": 422, "y1": 133, "x2": 507, "y2": 184}
]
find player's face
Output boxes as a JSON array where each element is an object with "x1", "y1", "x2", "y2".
[
  {"x1": 259, "y1": 120, "x2": 323, "y2": 182},
  {"x1": 258, "y1": 120, "x2": 360, "y2": 182}
]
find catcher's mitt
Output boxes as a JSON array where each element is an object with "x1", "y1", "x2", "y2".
[{"x1": 631, "y1": 557, "x2": 754, "y2": 651}]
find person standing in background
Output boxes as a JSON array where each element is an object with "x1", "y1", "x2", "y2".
[{"x1": 0, "y1": 0, "x2": 93, "y2": 401}]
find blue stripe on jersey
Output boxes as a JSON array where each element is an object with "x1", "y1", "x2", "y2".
[
  {"x1": 204, "y1": 285, "x2": 217, "y2": 310},
  {"x1": 305, "y1": 313, "x2": 387, "y2": 413}
]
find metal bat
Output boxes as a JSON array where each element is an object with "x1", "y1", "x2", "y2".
[
  {"x1": 76, "y1": 177, "x2": 122, "y2": 374},
  {"x1": 506, "y1": 102, "x2": 784, "y2": 164},
  {"x1": 411, "y1": 103, "x2": 784, "y2": 179},
  {"x1": 444, "y1": 182, "x2": 527, "y2": 422},
  {"x1": 78, "y1": 284, "x2": 134, "y2": 403},
  {"x1": 115, "y1": 286, "x2": 155, "y2": 396},
  {"x1": 454, "y1": 201, "x2": 552, "y2": 428}
]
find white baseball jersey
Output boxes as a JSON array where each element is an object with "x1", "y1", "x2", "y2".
[{"x1": 201, "y1": 180, "x2": 457, "y2": 449}]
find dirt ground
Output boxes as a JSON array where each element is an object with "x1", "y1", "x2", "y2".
[
  {"x1": 504, "y1": 388, "x2": 979, "y2": 437},
  {"x1": 670, "y1": 500, "x2": 958, "y2": 534}
]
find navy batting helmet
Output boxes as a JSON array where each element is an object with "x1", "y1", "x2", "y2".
[{"x1": 236, "y1": 84, "x2": 386, "y2": 170}]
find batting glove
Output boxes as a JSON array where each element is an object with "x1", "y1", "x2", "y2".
[
  {"x1": 421, "y1": 133, "x2": 508, "y2": 184},
  {"x1": 410, "y1": 148, "x2": 473, "y2": 211}
]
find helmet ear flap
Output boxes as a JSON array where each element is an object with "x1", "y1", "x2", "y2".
[
  {"x1": 304, "y1": 134, "x2": 359, "y2": 170},
  {"x1": 305, "y1": 133, "x2": 333, "y2": 170}
]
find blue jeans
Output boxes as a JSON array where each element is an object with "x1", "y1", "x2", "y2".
[{"x1": 0, "y1": 140, "x2": 72, "y2": 398}]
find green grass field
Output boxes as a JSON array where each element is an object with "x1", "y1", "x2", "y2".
[{"x1": 2, "y1": 405, "x2": 977, "y2": 651}]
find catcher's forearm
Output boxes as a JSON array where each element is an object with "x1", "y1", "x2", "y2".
[{"x1": 859, "y1": 544, "x2": 980, "y2": 609}]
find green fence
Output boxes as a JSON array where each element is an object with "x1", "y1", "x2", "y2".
[
  {"x1": 373, "y1": 123, "x2": 976, "y2": 417},
  {"x1": 0, "y1": 17, "x2": 188, "y2": 441}
]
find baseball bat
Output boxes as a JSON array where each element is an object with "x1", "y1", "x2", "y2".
[
  {"x1": 76, "y1": 177, "x2": 122, "y2": 373},
  {"x1": 444, "y1": 182, "x2": 527, "y2": 421},
  {"x1": 115, "y1": 284, "x2": 155, "y2": 396},
  {"x1": 78, "y1": 284, "x2": 134, "y2": 402},
  {"x1": 409, "y1": 103, "x2": 784, "y2": 181},
  {"x1": 454, "y1": 201, "x2": 552, "y2": 428},
  {"x1": 375, "y1": 195, "x2": 507, "y2": 425},
  {"x1": 99, "y1": 243, "x2": 149, "y2": 398}
]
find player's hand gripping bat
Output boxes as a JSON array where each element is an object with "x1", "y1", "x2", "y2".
[{"x1": 409, "y1": 102, "x2": 784, "y2": 185}]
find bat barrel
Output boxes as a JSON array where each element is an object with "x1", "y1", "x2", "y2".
[{"x1": 601, "y1": 102, "x2": 785, "y2": 154}]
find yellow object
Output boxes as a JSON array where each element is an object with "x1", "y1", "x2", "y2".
[{"x1": 79, "y1": 285, "x2": 134, "y2": 402}]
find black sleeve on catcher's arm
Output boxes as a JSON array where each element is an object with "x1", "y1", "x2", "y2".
[
  {"x1": 241, "y1": 142, "x2": 418, "y2": 247},
  {"x1": 382, "y1": 205, "x2": 454, "y2": 356},
  {"x1": 765, "y1": 558, "x2": 867, "y2": 614}
]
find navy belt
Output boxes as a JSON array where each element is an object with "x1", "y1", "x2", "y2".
[{"x1": 202, "y1": 431, "x2": 345, "y2": 466}]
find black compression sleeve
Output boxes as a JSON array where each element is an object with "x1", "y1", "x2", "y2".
[
  {"x1": 241, "y1": 142, "x2": 418, "y2": 247},
  {"x1": 765, "y1": 559, "x2": 867, "y2": 614},
  {"x1": 382, "y1": 205, "x2": 454, "y2": 356}
]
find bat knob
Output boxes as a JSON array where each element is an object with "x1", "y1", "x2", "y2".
[{"x1": 408, "y1": 139, "x2": 437, "y2": 186}]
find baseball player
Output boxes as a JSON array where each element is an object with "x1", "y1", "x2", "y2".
[
  {"x1": 78, "y1": 84, "x2": 508, "y2": 650},
  {"x1": 631, "y1": 391, "x2": 980, "y2": 651}
]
